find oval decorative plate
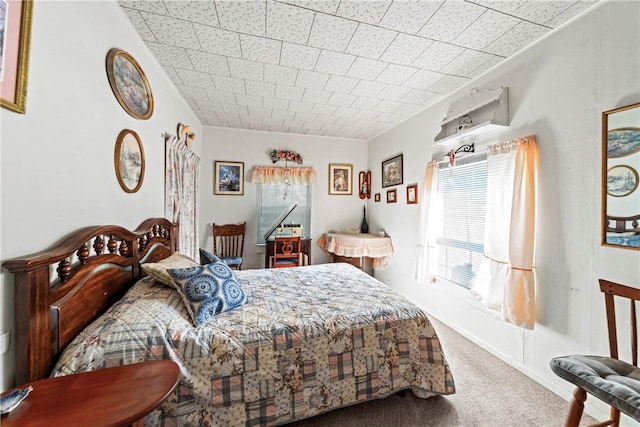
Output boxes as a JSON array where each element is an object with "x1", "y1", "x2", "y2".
[{"x1": 608, "y1": 127, "x2": 640, "y2": 158}]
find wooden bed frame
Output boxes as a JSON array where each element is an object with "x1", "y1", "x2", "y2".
[{"x1": 2, "y1": 218, "x2": 178, "y2": 386}]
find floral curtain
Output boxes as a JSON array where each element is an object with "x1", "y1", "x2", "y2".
[
  {"x1": 251, "y1": 166, "x2": 316, "y2": 185},
  {"x1": 165, "y1": 136, "x2": 200, "y2": 260},
  {"x1": 413, "y1": 161, "x2": 441, "y2": 285},
  {"x1": 471, "y1": 135, "x2": 539, "y2": 329}
]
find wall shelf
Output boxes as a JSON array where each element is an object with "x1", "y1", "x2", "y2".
[{"x1": 434, "y1": 87, "x2": 509, "y2": 147}]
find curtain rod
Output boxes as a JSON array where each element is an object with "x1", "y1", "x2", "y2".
[{"x1": 435, "y1": 145, "x2": 487, "y2": 167}]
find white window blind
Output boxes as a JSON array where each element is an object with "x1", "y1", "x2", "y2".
[
  {"x1": 256, "y1": 184, "x2": 311, "y2": 245},
  {"x1": 436, "y1": 159, "x2": 487, "y2": 288}
]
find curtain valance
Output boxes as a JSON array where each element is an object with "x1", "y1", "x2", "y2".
[{"x1": 251, "y1": 166, "x2": 316, "y2": 185}]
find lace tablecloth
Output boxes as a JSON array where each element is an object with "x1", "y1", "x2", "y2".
[{"x1": 316, "y1": 232, "x2": 394, "y2": 269}]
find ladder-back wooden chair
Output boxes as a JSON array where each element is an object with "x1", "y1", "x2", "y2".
[
  {"x1": 550, "y1": 279, "x2": 640, "y2": 426},
  {"x1": 213, "y1": 222, "x2": 246, "y2": 270},
  {"x1": 271, "y1": 236, "x2": 302, "y2": 268}
]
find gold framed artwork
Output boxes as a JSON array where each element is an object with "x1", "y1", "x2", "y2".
[
  {"x1": 0, "y1": 0, "x2": 33, "y2": 113},
  {"x1": 386, "y1": 189, "x2": 397, "y2": 203},
  {"x1": 114, "y1": 129, "x2": 145, "y2": 193},
  {"x1": 214, "y1": 161, "x2": 244, "y2": 195},
  {"x1": 328, "y1": 163, "x2": 352, "y2": 195},
  {"x1": 382, "y1": 153, "x2": 403, "y2": 188},
  {"x1": 406, "y1": 183, "x2": 418, "y2": 204},
  {"x1": 106, "y1": 48, "x2": 154, "y2": 120}
]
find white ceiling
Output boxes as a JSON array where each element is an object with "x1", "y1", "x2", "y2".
[{"x1": 118, "y1": 0, "x2": 600, "y2": 141}]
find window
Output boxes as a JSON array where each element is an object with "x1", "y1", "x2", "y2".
[
  {"x1": 256, "y1": 184, "x2": 311, "y2": 245},
  {"x1": 435, "y1": 157, "x2": 487, "y2": 289}
]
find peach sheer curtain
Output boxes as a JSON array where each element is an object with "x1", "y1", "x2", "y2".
[
  {"x1": 251, "y1": 166, "x2": 316, "y2": 185},
  {"x1": 471, "y1": 135, "x2": 539, "y2": 329},
  {"x1": 414, "y1": 161, "x2": 440, "y2": 285}
]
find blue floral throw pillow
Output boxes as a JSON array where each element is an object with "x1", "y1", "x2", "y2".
[
  {"x1": 167, "y1": 262, "x2": 247, "y2": 326},
  {"x1": 199, "y1": 248, "x2": 222, "y2": 265}
]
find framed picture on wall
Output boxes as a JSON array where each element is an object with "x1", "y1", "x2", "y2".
[
  {"x1": 106, "y1": 48, "x2": 154, "y2": 120},
  {"x1": 374, "y1": 193, "x2": 381, "y2": 202},
  {"x1": 406, "y1": 183, "x2": 418, "y2": 204},
  {"x1": 0, "y1": 0, "x2": 33, "y2": 114},
  {"x1": 386, "y1": 189, "x2": 397, "y2": 203},
  {"x1": 382, "y1": 153, "x2": 403, "y2": 188},
  {"x1": 214, "y1": 161, "x2": 244, "y2": 195},
  {"x1": 328, "y1": 163, "x2": 353, "y2": 195},
  {"x1": 114, "y1": 129, "x2": 145, "y2": 193}
]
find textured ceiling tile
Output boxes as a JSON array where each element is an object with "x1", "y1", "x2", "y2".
[
  {"x1": 263, "y1": 97, "x2": 290, "y2": 111},
  {"x1": 354, "y1": 118, "x2": 377, "y2": 128},
  {"x1": 336, "y1": 0, "x2": 392, "y2": 25},
  {"x1": 147, "y1": 42, "x2": 191, "y2": 68},
  {"x1": 324, "y1": 75, "x2": 359, "y2": 94},
  {"x1": 119, "y1": 1, "x2": 168, "y2": 14},
  {"x1": 240, "y1": 34, "x2": 282, "y2": 64},
  {"x1": 395, "y1": 103, "x2": 425, "y2": 116},
  {"x1": 351, "y1": 80, "x2": 387, "y2": 97},
  {"x1": 483, "y1": 21, "x2": 549, "y2": 57},
  {"x1": 272, "y1": 109, "x2": 296, "y2": 120},
  {"x1": 236, "y1": 93, "x2": 264, "y2": 108},
  {"x1": 472, "y1": 0, "x2": 526, "y2": 14},
  {"x1": 141, "y1": 12, "x2": 199, "y2": 49},
  {"x1": 545, "y1": 0, "x2": 598, "y2": 27},
  {"x1": 302, "y1": 89, "x2": 332, "y2": 104},
  {"x1": 211, "y1": 75, "x2": 246, "y2": 93},
  {"x1": 223, "y1": 103, "x2": 249, "y2": 115},
  {"x1": 355, "y1": 109, "x2": 381, "y2": 121},
  {"x1": 228, "y1": 57, "x2": 264, "y2": 80},
  {"x1": 266, "y1": 1, "x2": 315, "y2": 43},
  {"x1": 327, "y1": 92, "x2": 357, "y2": 107},
  {"x1": 418, "y1": 1, "x2": 485, "y2": 42},
  {"x1": 376, "y1": 84, "x2": 412, "y2": 101},
  {"x1": 376, "y1": 64, "x2": 418, "y2": 85},
  {"x1": 194, "y1": 99, "x2": 225, "y2": 112},
  {"x1": 264, "y1": 64, "x2": 299, "y2": 86},
  {"x1": 375, "y1": 112, "x2": 403, "y2": 123},
  {"x1": 312, "y1": 103, "x2": 339, "y2": 115},
  {"x1": 289, "y1": 100, "x2": 315, "y2": 113},
  {"x1": 122, "y1": 9, "x2": 157, "y2": 42},
  {"x1": 194, "y1": 24, "x2": 242, "y2": 56},
  {"x1": 512, "y1": 1, "x2": 575, "y2": 25},
  {"x1": 374, "y1": 99, "x2": 402, "y2": 113},
  {"x1": 176, "y1": 69, "x2": 215, "y2": 88},
  {"x1": 281, "y1": 0, "x2": 340, "y2": 14},
  {"x1": 404, "y1": 69, "x2": 444, "y2": 90},
  {"x1": 334, "y1": 111, "x2": 359, "y2": 123},
  {"x1": 280, "y1": 43, "x2": 321, "y2": 70},
  {"x1": 205, "y1": 89, "x2": 238, "y2": 105},
  {"x1": 378, "y1": 0, "x2": 442, "y2": 34},
  {"x1": 264, "y1": 116, "x2": 284, "y2": 127},
  {"x1": 412, "y1": 41, "x2": 465, "y2": 71},
  {"x1": 216, "y1": 0, "x2": 265, "y2": 36},
  {"x1": 314, "y1": 114, "x2": 338, "y2": 125},
  {"x1": 345, "y1": 24, "x2": 398, "y2": 59},
  {"x1": 402, "y1": 88, "x2": 439, "y2": 105},
  {"x1": 218, "y1": 112, "x2": 242, "y2": 125},
  {"x1": 275, "y1": 85, "x2": 305, "y2": 101},
  {"x1": 247, "y1": 107, "x2": 272, "y2": 118},
  {"x1": 295, "y1": 70, "x2": 331, "y2": 90},
  {"x1": 245, "y1": 80, "x2": 276, "y2": 97},
  {"x1": 177, "y1": 85, "x2": 209, "y2": 100},
  {"x1": 308, "y1": 13, "x2": 358, "y2": 51},
  {"x1": 295, "y1": 112, "x2": 319, "y2": 122},
  {"x1": 164, "y1": 67, "x2": 183, "y2": 85},
  {"x1": 351, "y1": 96, "x2": 381, "y2": 110},
  {"x1": 428, "y1": 75, "x2": 469, "y2": 94},
  {"x1": 165, "y1": 1, "x2": 219, "y2": 26},
  {"x1": 346, "y1": 57, "x2": 388, "y2": 81},
  {"x1": 453, "y1": 9, "x2": 520, "y2": 50},
  {"x1": 440, "y1": 49, "x2": 499, "y2": 78},
  {"x1": 187, "y1": 50, "x2": 230, "y2": 75},
  {"x1": 469, "y1": 55, "x2": 503, "y2": 76},
  {"x1": 314, "y1": 50, "x2": 357, "y2": 75},
  {"x1": 380, "y1": 33, "x2": 432, "y2": 65}
]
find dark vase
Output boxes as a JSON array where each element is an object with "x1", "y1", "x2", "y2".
[{"x1": 360, "y1": 206, "x2": 369, "y2": 234}]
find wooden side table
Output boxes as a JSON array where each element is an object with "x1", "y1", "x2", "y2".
[{"x1": 1, "y1": 360, "x2": 179, "y2": 427}]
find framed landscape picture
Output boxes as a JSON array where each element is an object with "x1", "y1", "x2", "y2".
[
  {"x1": 214, "y1": 161, "x2": 244, "y2": 195},
  {"x1": 382, "y1": 154, "x2": 403, "y2": 188},
  {"x1": 106, "y1": 48, "x2": 154, "y2": 120},
  {"x1": 328, "y1": 163, "x2": 352, "y2": 195},
  {"x1": 114, "y1": 129, "x2": 145, "y2": 193}
]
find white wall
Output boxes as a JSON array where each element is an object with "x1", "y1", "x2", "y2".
[
  {"x1": 198, "y1": 126, "x2": 368, "y2": 269},
  {"x1": 0, "y1": 1, "x2": 201, "y2": 390},
  {"x1": 368, "y1": 0, "x2": 640, "y2": 423}
]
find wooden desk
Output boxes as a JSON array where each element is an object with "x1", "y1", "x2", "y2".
[
  {"x1": 265, "y1": 237, "x2": 311, "y2": 268},
  {"x1": 317, "y1": 233, "x2": 394, "y2": 275},
  {"x1": 1, "y1": 360, "x2": 179, "y2": 427}
]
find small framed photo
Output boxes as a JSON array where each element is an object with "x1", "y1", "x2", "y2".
[
  {"x1": 382, "y1": 153, "x2": 403, "y2": 188},
  {"x1": 374, "y1": 193, "x2": 381, "y2": 202},
  {"x1": 214, "y1": 161, "x2": 244, "y2": 195},
  {"x1": 114, "y1": 129, "x2": 145, "y2": 193},
  {"x1": 406, "y1": 183, "x2": 418, "y2": 204},
  {"x1": 328, "y1": 163, "x2": 353, "y2": 195},
  {"x1": 386, "y1": 189, "x2": 397, "y2": 203}
]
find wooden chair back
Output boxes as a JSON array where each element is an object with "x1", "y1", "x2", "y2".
[
  {"x1": 213, "y1": 222, "x2": 246, "y2": 270},
  {"x1": 272, "y1": 236, "x2": 302, "y2": 268},
  {"x1": 599, "y1": 279, "x2": 640, "y2": 366}
]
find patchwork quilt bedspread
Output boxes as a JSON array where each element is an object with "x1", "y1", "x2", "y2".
[{"x1": 52, "y1": 263, "x2": 455, "y2": 426}]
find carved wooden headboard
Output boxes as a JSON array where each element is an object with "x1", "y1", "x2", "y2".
[{"x1": 2, "y1": 218, "x2": 179, "y2": 385}]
